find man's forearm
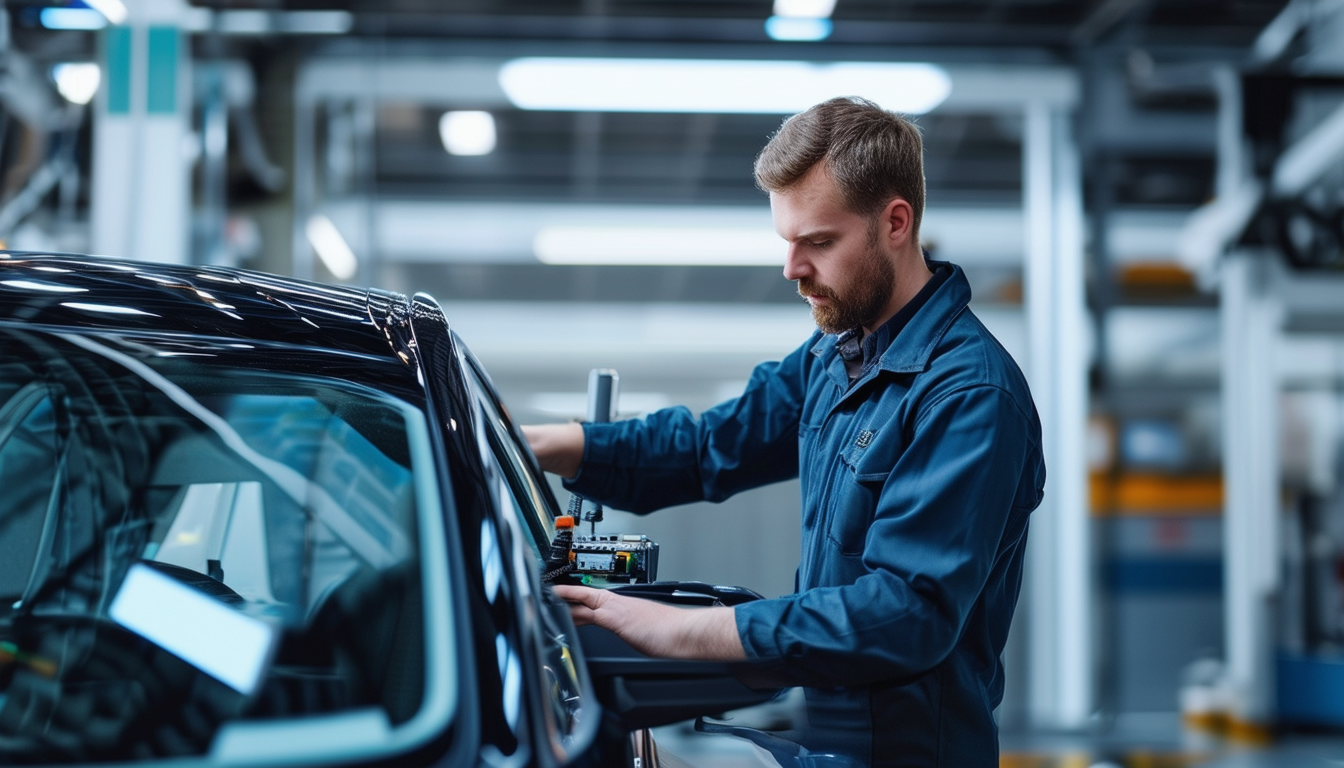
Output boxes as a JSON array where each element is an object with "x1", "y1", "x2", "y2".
[
  {"x1": 662, "y1": 605, "x2": 746, "y2": 660},
  {"x1": 551, "y1": 584, "x2": 746, "y2": 661},
  {"x1": 521, "y1": 422, "x2": 585, "y2": 479}
]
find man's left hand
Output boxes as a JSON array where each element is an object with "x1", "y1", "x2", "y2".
[{"x1": 551, "y1": 584, "x2": 746, "y2": 661}]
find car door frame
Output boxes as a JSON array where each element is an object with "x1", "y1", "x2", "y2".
[{"x1": 409, "y1": 295, "x2": 610, "y2": 768}]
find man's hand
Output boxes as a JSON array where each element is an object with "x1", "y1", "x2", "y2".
[
  {"x1": 521, "y1": 423, "x2": 585, "y2": 479},
  {"x1": 552, "y1": 584, "x2": 746, "y2": 661}
]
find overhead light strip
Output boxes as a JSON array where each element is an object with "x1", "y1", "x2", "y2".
[
  {"x1": 534, "y1": 226, "x2": 784, "y2": 266},
  {"x1": 767, "y1": 0, "x2": 836, "y2": 41},
  {"x1": 40, "y1": 8, "x2": 107, "y2": 30},
  {"x1": 773, "y1": 0, "x2": 837, "y2": 17},
  {"x1": 499, "y1": 58, "x2": 952, "y2": 115},
  {"x1": 764, "y1": 17, "x2": 833, "y2": 41}
]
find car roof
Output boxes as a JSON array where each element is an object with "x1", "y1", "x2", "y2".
[
  {"x1": 0, "y1": 252, "x2": 416, "y2": 360},
  {"x1": 0, "y1": 252, "x2": 433, "y2": 400}
]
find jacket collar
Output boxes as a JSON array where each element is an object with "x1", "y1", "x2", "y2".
[{"x1": 810, "y1": 261, "x2": 971, "y2": 382}]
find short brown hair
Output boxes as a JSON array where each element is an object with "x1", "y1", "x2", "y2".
[{"x1": 754, "y1": 96, "x2": 925, "y2": 238}]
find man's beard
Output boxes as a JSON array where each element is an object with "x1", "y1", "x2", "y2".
[{"x1": 796, "y1": 242, "x2": 895, "y2": 335}]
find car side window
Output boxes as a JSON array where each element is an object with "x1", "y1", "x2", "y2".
[
  {"x1": 461, "y1": 361, "x2": 594, "y2": 758},
  {"x1": 0, "y1": 383, "x2": 59, "y2": 600},
  {"x1": 460, "y1": 361, "x2": 560, "y2": 559}
]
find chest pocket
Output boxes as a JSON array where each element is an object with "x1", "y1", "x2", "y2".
[{"x1": 829, "y1": 431, "x2": 894, "y2": 556}]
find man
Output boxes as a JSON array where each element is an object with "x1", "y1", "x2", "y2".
[{"x1": 524, "y1": 96, "x2": 1044, "y2": 767}]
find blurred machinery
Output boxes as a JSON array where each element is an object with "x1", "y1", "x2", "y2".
[{"x1": 1170, "y1": 0, "x2": 1344, "y2": 732}]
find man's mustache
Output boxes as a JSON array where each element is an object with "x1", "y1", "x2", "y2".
[{"x1": 796, "y1": 279, "x2": 837, "y2": 303}]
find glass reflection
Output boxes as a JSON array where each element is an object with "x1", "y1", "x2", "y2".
[
  {"x1": 496, "y1": 633, "x2": 522, "y2": 732},
  {"x1": 58, "y1": 301, "x2": 158, "y2": 316},
  {"x1": 481, "y1": 518, "x2": 503, "y2": 604},
  {"x1": 0, "y1": 327, "x2": 435, "y2": 762},
  {"x1": 0, "y1": 279, "x2": 87, "y2": 293}
]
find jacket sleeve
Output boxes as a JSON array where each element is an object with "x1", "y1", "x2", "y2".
[
  {"x1": 733, "y1": 383, "x2": 1044, "y2": 687},
  {"x1": 562, "y1": 336, "x2": 817, "y2": 514}
]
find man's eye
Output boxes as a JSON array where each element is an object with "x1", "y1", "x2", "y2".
[{"x1": 812, "y1": 240, "x2": 833, "y2": 249}]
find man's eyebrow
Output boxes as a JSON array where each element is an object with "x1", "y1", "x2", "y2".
[{"x1": 791, "y1": 228, "x2": 841, "y2": 241}]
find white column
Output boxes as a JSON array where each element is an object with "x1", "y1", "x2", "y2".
[
  {"x1": 91, "y1": 0, "x2": 192, "y2": 263},
  {"x1": 1220, "y1": 252, "x2": 1282, "y2": 726},
  {"x1": 291, "y1": 89, "x2": 315, "y2": 280},
  {"x1": 1023, "y1": 102, "x2": 1092, "y2": 729}
]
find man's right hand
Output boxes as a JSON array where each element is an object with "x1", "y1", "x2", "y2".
[{"x1": 520, "y1": 422, "x2": 585, "y2": 479}]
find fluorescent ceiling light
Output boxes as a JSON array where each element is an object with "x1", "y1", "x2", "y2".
[
  {"x1": 52, "y1": 63, "x2": 101, "y2": 105},
  {"x1": 765, "y1": 17, "x2": 833, "y2": 41},
  {"x1": 534, "y1": 226, "x2": 784, "y2": 266},
  {"x1": 774, "y1": 0, "x2": 836, "y2": 17},
  {"x1": 499, "y1": 58, "x2": 951, "y2": 114},
  {"x1": 305, "y1": 214, "x2": 358, "y2": 280},
  {"x1": 40, "y1": 8, "x2": 107, "y2": 30},
  {"x1": 439, "y1": 111, "x2": 497, "y2": 156},
  {"x1": 83, "y1": 0, "x2": 128, "y2": 25}
]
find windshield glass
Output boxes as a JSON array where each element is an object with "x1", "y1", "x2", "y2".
[{"x1": 0, "y1": 327, "x2": 452, "y2": 764}]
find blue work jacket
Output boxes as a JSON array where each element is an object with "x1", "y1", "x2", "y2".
[{"x1": 567, "y1": 262, "x2": 1045, "y2": 767}]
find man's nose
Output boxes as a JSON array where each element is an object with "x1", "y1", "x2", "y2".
[{"x1": 782, "y1": 245, "x2": 811, "y2": 281}]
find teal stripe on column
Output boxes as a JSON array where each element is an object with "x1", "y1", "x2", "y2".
[
  {"x1": 103, "y1": 26, "x2": 132, "y2": 114},
  {"x1": 146, "y1": 26, "x2": 178, "y2": 114}
]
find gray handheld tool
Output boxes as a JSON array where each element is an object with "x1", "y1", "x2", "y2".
[{"x1": 579, "y1": 368, "x2": 618, "y2": 534}]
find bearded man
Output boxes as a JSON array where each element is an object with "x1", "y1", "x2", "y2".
[{"x1": 524, "y1": 96, "x2": 1045, "y2": 768}]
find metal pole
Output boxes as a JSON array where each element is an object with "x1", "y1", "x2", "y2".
[
  {"x1": 1024, "y1": 101, "x2": 1092, "y2": 729},
  {"x1": 1221, "y1": 252, "x2": 1281, "y2": 729}
]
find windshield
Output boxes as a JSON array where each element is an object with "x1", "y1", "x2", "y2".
[{"x1": 0, "y1": 327, "x2": 453, "y2": 764}]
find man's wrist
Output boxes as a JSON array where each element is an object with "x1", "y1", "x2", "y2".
[{"x1": 676, "y1": 607, "x2": 746, "y2": 660}]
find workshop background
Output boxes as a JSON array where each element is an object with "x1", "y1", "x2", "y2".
[{"x1": 3, "y1": 0, "x2": 1344, "y2": 765}]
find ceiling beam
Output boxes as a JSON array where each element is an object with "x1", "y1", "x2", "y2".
[{"x1": 297, "y1": 54, "x2": 1078, "y2": 112}]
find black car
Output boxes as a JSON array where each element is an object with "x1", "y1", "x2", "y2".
[{"x1": 0, "y1": 253, "x2": 775, "y2": 767}]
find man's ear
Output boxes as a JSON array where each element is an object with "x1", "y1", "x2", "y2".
[{"x1": 881, "y1": 198, "x2": 915, "y2": 248}]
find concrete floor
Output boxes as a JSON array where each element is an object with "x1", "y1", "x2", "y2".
[
  {"x1": 1000, "y1": 722, "x2": 1344, "y2": 768},
  {"x1": 650, "y1": 706, "x2": 1344, "y2": 767}
]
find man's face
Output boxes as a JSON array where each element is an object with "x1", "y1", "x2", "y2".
[{"x1": 770, "y1": 165, "x2": 896, "y2": 335}]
